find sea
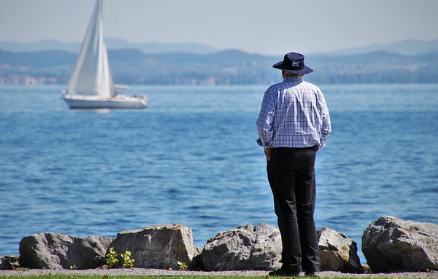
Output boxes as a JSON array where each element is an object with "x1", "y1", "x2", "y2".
[{"x1": 1, "y1": 83, "x2": 438, "y2": 264}]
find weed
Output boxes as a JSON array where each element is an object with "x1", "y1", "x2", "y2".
[
  {"x1": 120, "y1": 250, "x2": 135, "y2": 268},
  {"x1": 178, "y1": 261, "x2": 188, "y2": 271},
  {"x1": 105, "y1": 247, "x2": 119, "y2": 268}
]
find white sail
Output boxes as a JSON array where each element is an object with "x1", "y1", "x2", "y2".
[
  {"x1": 62, "y1": 0, "x2": 147, "y2": 109},
  {"x1": 66, "y1": 0, "x2": 115, "y2": 97}
]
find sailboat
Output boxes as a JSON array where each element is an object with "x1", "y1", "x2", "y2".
[{"x1": 62, "y1": 0, "x2": 147, "y2": 109}]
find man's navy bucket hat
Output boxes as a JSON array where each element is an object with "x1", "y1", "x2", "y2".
[{"x1": 273, "y1": 52, "x2": 313, "y2": 75}]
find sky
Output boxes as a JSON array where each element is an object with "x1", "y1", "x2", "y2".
[{"x1": 1, "y1": 0, "x2": 438, "y2": 55}]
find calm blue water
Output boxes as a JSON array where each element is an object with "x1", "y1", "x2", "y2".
[{"x1": 1, "y1": 84, "x2": 438, "y2": 264}]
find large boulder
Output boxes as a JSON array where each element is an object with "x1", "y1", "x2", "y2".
[
  {"x1": 109, "y1": 224, "x2": 200, "y2": 270},
  {"x1": 19, "y1": 233, "x2": 113, "y2": 269},
  {"x1": 201, "y1": 223, "x2": 282, "y2": 271},
  {"x1": 362, "y1": 216, "x2": 438, "y2": 272},
  {"x1": 317, "y1": 227, "x2": 363, "y2": 273}
]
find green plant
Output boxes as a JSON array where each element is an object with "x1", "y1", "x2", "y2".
[
  {"x1": 121, "y1": 250, "x2": 135, "y2": 268},
  {"x1": 178, "y1": 261, "x2": 188, "y2": 271},
  {"x1": 12, "y1": 267, "x2": 30, "y2": 271},
  {"x1": 105, "y1": 247, "x2": 119, "y2": 268}
]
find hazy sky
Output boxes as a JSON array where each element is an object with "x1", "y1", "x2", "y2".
[{"x1": 1, "y1": 0, "x2": 438, "y2": 55}]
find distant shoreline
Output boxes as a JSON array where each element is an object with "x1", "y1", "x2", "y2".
[{"x1": 1, "y1": 48, "x2": 438, "y2": 86}]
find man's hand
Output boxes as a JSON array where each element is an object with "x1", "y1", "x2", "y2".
[{"x1": 264, "y1": 148, "x2": 271, "y2": 161}]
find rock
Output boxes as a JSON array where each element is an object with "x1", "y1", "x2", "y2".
[
  {"x1": 18, "y1": 233, "x2": 113, "y2": 269},
  {"x1": 317, "y1": 227, "x2": 363, "y2": 273},
  {"x1": 0, "y1": 256, "x2": 19, "y2": 270},
  {"x1": 109, "y1": 224, "x2": 200, "y2": 270},
  {"x1": 362, "y1": 264, "x2": 372, "y2": 274},
  {"x1": 362, "y1": 216, "x2": 438, "y2": 272},
  {"x1": 0, "y1": 257, "x2": 10, "y2": 270},
  {"x1": 201, "y1": 223, "x2": 282, "y2": 271}
]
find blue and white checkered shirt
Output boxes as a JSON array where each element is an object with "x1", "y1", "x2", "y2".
[{"x1": 256, "y1": 76, "x2": 331, "y2": 149}]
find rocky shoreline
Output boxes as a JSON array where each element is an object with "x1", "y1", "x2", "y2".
[
  {"x1": 1, "y1": 268, "x2": 438, "y2": 278},
  {"x1": 1, "y1": 216, "x2": 437, "y2": 274}
]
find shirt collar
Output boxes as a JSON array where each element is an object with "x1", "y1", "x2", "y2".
[{"x1": 283, "y1": 76, "x2": 303, "y2": 82}]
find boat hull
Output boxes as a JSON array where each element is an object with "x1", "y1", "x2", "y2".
[{"x1": 63, "y1": 94, "x2": 147, "y2": 109}]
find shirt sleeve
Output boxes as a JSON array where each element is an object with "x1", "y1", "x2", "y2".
[
  {"x1": 316, "y1": 91, "x2": 331, "y2": 148},
  {"x1": 256, "y1": 86, "x2": 277, "y2": 148}
]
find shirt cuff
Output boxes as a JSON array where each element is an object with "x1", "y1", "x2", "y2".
[
  {"x1": 257, "y1": 138, "x2": 271, "y2": 148},
  {"x1": 256, "y1": 139, "x2": 263, "y2": 146}
]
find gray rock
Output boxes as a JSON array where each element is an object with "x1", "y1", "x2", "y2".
[
  {"x1": 0, "y1": 257, "x2": 10, "y2": 270},
  {"x1": 362, "y1": 216, "x2": 438, "y2": 272},
  {"x1": 109, "y1": 224, "x2": 200, "y2": 270},
  {"x1": 0, "y1": 256, "x2": 18, "y2": 270},
  {"x1": 19, "y1": 233, "x2": 113, "y2": 269},
  {"x1": 201, "y1": 223, "x2": 282, "y2": 271},
  {"x1": 317, "y1": 227, "x2": 363, "y2": 273}
]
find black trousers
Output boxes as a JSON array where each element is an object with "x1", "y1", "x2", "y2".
[{"x1": 267, "y1": 147, "x2": 320, "y2": 273}]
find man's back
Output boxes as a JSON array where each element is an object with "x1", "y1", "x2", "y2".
[{"x1": 256, "y1": 76, "x2": 330, "y2": 149}]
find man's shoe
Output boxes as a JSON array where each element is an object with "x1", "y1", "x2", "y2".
[
  {"x1": 305, "y1": 272, "x2": 320, "y2": 277},
  {"x1": 269, "y1": 269, "x2": 303, "y2": 277}
]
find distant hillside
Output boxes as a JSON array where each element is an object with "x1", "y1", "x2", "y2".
[
  {"x1": 0, "y1": 39, "x2": 218, "y2": 55},
  {"x1": 1, "y1": 49, "x2": 437, "y2": 85},
  {"x1": 2, "y1": 39, "x2": 438, "y2": 57},
  {"x1": 307, "y1": 51, "x2": 438, "y2": 84},
  {"x1": 105, "y1": 39, "x2": 218, "y2": 55},
  {"x1": 323, "y1": 39, "x2": 438, "y2": 56}
]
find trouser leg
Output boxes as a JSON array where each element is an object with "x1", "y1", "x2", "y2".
[
  {"x1": 295, "y1": 152, "x2": 320, "y2": 272},
  {"x1": 267, "y1": 150, "x2": 302, "y2": 272},
  {"x1": 267, "y1": 160, "x2": 300, "y2": 272}
]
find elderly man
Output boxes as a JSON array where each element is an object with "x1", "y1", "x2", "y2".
[{"x1": 256, "y1": 52, "x2": 331, "y2": 277}]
